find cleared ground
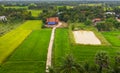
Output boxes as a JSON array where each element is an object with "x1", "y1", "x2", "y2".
[
  {"x1": 0, "y1": 20, "x2": 41, "y2": 64},
  {"x1": 0, "y1": 29, "x2": 51, "y2": 73},
  {"x1": 73, "y1": 30, "x2": 101, "y2": 45}
]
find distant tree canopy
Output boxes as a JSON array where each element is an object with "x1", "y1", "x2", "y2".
[
  {"x1": 39, "y1": 5, "x2": 104, "y2": 23},
  {"x1": 39, "y1": 9, "x2": 57, "y2": 23},
  {"x1": 0, "y1": 6, "x2": 32, "y2": 22},
  {"x1": 96, "y1": 18, "x2": 120, "y2": 31}
]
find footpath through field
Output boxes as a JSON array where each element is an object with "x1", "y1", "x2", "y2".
[{"x1": 46, "y1": 22, "x2": 62, "y2": 72}]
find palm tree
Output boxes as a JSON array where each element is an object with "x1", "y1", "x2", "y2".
[
  {"x1": 48, "y1": 66, "x2": 56, "y2": 73},
  {"x1": 95, "y1": 51, "x2": 109, "y2": 73},
  {"x1": 113, "y1": 53, "x2": 120, "y2": 73},
  {"x1": 59, "y1": 54, "x2": 84, "y2": 73}
]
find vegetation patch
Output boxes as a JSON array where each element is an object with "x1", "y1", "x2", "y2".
[
  {"x1": 0, "y1": 20, "x2": 41, "y2": 64},
  {"x1": 0, "y1": 29, "x2": 51, "y2": 73},
  {"x1": 28, "y1": 10, "x2": 42, "y2": 17},
  {"x1": 4, "y1": 6, "x2": 28, "y2": 9},
  {"x1": 53, "y1": 29, "x2": 70, "y2": 66},
  {"x1": 102, "y1": 31, "x2": 120, "y2": 46}
]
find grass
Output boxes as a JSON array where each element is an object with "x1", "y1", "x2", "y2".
[
  {"x1": 0, "y1": 22, "x2": 23, "y2": 36},
  {"x1": 103, "y1": 7, "x2": 113, "y2": 11},
  {"x1": 0, "y1": 20, "x2": 41, "y2": 64},
  {"x1": 71, "y1": 45, "x2": 119, "y2": 65},
  {"x1": 28, "y1": 10, "x2": 42, "y2": 17},
  {"x1": 0, "y1": 29, "x2": 51, "y2": 73},
  {"x1": 102, "y1": 31, "x2": 120, "y2": 46},
  {"x1": 18, "y1": 20, "x2": 42, "y2": 30},
  {"x1": 79, "y1": 3, "x2": 102, "y2": 6},
  {"x1": 53, "y1": 23, "x2": 120, "y2": 68},
  {"x1": 4, "y1": 6, "x2": 28, "y2": 9},
  {"x1": 4, "y1": 6, "x2": 42, "y2": 17},
  {"x1": 53, "y1": 29, "x2": 70, "y2": 66}
]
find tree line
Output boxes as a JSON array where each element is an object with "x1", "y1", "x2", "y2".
[{"x1": 0, "y1": 5, "x2": 32, "y2": 23}]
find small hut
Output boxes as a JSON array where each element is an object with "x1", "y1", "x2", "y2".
[
  {"x1": 46, "y1": 17, "x2": 59, "y2": 25},
  {"x1": 92, "y1": 18, "x2": 101, "y2": 25}
]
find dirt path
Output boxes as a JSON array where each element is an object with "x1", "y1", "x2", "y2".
[{"x1": 46, "y1": 22, "x2": 62, "y2": 72}]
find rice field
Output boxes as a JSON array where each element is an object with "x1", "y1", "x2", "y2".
[
  {"x1": 0, "y1": 19, "x2": 120, "y2": 73},
  {"x1": 53, "y1": 29, "x2": 70, "y2": 66},
  {"x1": 79, "y1": 3, "x2": 102, "y2": 6},
  {"x1": 102, "y1": 31, "x2": 120, "y2": 47},
  {"x1": 0, "y1": 29, "x2": 51, "y2": 73},
  {"x1": 0, "y1": 20, "x2": 41, "y2": 64},
  {"x1": 28, "y1": 10, "x2": 42, "y2": 17},
  {"x1": 4, "y1": 6, "x2": 28, "y2": 9},
  {"x1": 53, "y1": 28, "x2": 120, "y2": 67}
]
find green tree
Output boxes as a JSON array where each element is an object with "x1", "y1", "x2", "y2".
[
  {"x1": 28, "y1": 3, "x2": 37, "y2": 9},
  {"x1": 59, "y1": 54, "x2": 84, "y2": 73},
  {"x1": 113, "y1": 53, "x2": 120, "y2": 73},
  {"x1": 48, "y1": 66, "x2": 56, "y2": 73},
  {"x1": 84, "y1": 19, "x2": 92, "y2": 26},
  {"x1": 95, "y1": 51, "x2": 109, "y2": 73}
]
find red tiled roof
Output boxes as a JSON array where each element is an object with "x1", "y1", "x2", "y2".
[{"x1": 47, "y1": 17, "x2": 59, "y2": 22}]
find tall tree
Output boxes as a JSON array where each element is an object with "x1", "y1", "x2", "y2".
[
  {"x1": 59, "y1": 54, "x2": 84, "y2": 73},
  {"x1": 95, "y1": 51, "x2": 109, "y2": 73}
]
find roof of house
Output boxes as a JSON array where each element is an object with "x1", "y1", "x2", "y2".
[
  {"x1": 92, "y1": 18, "x2": 101, "y2": 22},
  {"x1": 47, "y1": 17, "x2": 59, "y2": 22}
]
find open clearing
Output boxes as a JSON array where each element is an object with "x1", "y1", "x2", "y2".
[
  {"x1": 28, "y1": 10, "x2": 42, "y2": 17},
  {"x1": 73, "y1": 30, "x2": 101, "y2": 45}
]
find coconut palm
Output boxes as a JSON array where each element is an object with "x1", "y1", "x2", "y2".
[
  {"x1": 48, "y1": 66, "x2": 56, "y2": 73},
  {"x1": 59, "y1": 54, "x2": 84, "y2": 73},
  {"x1": 113, "y1": 53, "x2": 120, "y2": 73},
  {"x1": 95, "y1": 51, "x2": 109, "y2": 73}
]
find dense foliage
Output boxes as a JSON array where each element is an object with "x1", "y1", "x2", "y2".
[
  {"x1": 96, "y1": 18, "x2": 120, "y2": 31},
  {"x1": 50, "y1": 52, "x2": 120, "y2": 73},
  {"x1": 0, "y1": 5, "x2": 32, "y2": 22}
]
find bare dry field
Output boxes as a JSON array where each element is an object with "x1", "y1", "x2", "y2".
[{"x1": 73, "y1": 30, "x2": 101, "y2": 45}]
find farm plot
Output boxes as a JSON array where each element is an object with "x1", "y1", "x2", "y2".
[
  {"x1": 102, "y1": 31, "x2": 120, "y2": 46},
  {"x1": 0, "y1": 29, "x2": 51, "y2": 73},
  {"x1": 52, "y1": 27, "x2": 120, "y2": 69},
  {"x1": 4, "y1": 6, "x2": 28, "y2": 9},
  {"x1": 71, "y1": 45, "x2": 119, "y2": 64},
  {"x1": 0, "y1": 20, "x2": 41, "y2": 64},
  {"x1": 73, "y1": 30, "x2": 101, "y2": 45},
  {"x1": 53, "y1": 29, "x2": 70, "y2": 66},
  {"x1": 19, "y1": 20, "x2": 42, "y2": 30},
  {"x1": 28, "y1": 10, "x2": 42, "y2": 17}
]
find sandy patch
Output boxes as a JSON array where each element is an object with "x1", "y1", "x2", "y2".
[{"x1": 73, "y1": 30, "x2": 101, "y2": 45}]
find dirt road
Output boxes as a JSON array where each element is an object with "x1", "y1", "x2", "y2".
[{"x1": 46, "y1": 22, "x2": 62, "y2": 72}]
